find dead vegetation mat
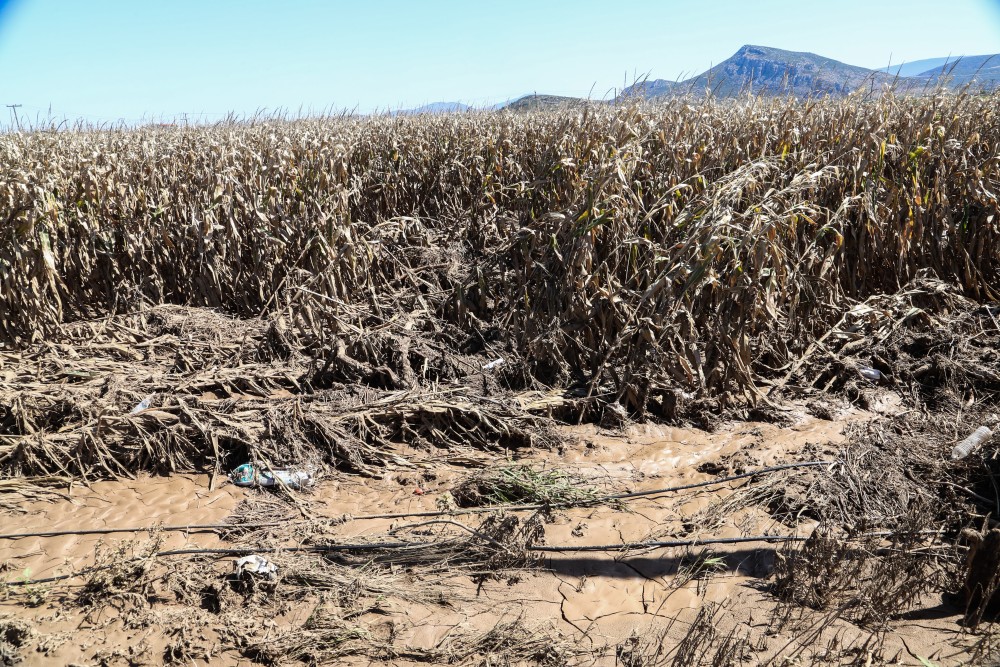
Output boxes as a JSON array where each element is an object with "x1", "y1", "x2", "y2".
[{"x1": 0, "y1": 304, "x2": 567, "y2": 483}]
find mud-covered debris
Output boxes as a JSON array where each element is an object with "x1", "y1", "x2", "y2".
[
  {"x1": 0, "y1": 618, "x2": 33, "y2": 667},
  {"x1": 792, "y1": 277, "x2": 1000, "y2": 415},
  {"x1": 961, "y1": 528, "x2": 1000, "y2": 628}
]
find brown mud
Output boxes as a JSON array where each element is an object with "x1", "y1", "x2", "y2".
[{"x1": 0, "y1": 413, "x2": 991, "y2": 666}]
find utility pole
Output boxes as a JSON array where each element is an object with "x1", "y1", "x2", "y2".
[{"x1": 6, "y1": 104, "x2": 22, "y2": 130}]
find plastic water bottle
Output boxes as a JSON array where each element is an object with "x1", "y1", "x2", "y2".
[
  {"x1": 129, "y1": 394, "x2": 153, "y2": 414},
  {"x1": 230, "y1": 463, "x2": 312, "y2": 488},
  {"x1": 951, "y1": 426, "x2": 993, "y2": 460},
  {"x1": 265, "y1": 469, "x2": 312, "y2": 488}
]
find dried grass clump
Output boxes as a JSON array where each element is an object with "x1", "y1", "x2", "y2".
[
  {"x1": 670, "y1": 603, "x2": 750, "y2": 667},
  {"x1": 0, "y1": 476, "x2": 70, "y2": 513},
  {"x1": 321, "y1": 511, "x2": 547, "y2": 577},
  {"x1": 242, "y1": 603, "x2": 375, "y2": 666},
  {"x1": 279, "y1": 557, "x2": 429, "y2": 607},
  {"x1": 413, "y1": 618, "x2": 581, "y2": 666},
  {"x1": 450, "y1": 463, "x2": 599, "y2": 508},
  {"x1": 160, "y1": 609, "x2": 223, "y2": 666},
  {"x1": 960, "y1": 528, "x2": 1000, "y2": 629},
  {"x1": 642, "y1": 603, "x2": 752, "y2": 667},
  {"x1": 617, "y1": 630, "x2": 670, "y2": 667},
  {"x1": 245, "y1": 613, "x2": 579, "y2": 667}
]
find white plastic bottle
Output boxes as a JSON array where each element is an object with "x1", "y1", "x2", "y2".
[{"x1": 951, "y1": 426, "x2": 993, "y2": 460}]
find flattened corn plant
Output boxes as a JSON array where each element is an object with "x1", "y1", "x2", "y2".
[{"x1": 2, "y1": 92, "x2": 999, "y2": 414}]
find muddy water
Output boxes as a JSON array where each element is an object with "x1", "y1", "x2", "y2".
[{"x1": 0, "y1": 413, "x2": 974, "y2": 666}]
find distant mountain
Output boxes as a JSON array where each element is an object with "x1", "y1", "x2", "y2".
[
  {"x1": 914, "y1": 54, "x2": 1000, "y2": 90},
  {"x1": 623, "y1": 45, "x2": 902, "y2": 99},
  {"x1": 501, "y1": 94, "x2": 588, "y2": 111},
  {"x1": 395, "y1": 46, "x2": 1000, "y2": 113},
  {"x1": 619, "y1": 79, "x2": 676, "y2": 99},
  {"x1": 878, "y1": 57, "x2": 956, "y2": 78},
  {"x1": 397, "y1": 102, "x2": 471, "y2": 115}
]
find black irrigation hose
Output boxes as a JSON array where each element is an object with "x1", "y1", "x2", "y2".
[
  {"x1": 2, "y1": 542, "x2": 434, "y2": 586},
  {"x1": 530, "y1": 535, "x2": 808, "y2": 552},
  {"x1": 0, "y1": 536, "x2": 808, "y2": 586},
  {"x1": 585, "y1": 460, "x2": 833, "y2": 503},
  {"x1": 4, "y1": 529, "x2": 946, "y2": 588},
  {"x1": 528, "y1": 529, "x2": 947, "y2": 552},
  {"x1": 0, "y1": 460, "x2": 834, "y2": 542}
]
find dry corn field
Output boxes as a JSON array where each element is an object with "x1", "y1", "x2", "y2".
[{"x1": 1, "y1": 94, "x2": 1000, "y2": 666}]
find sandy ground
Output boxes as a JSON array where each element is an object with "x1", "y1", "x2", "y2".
[{"x1": 0, "y1": 411, "x2": 984, "y2": 666}]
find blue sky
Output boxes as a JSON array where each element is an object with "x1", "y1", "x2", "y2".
[{"x1": 1, "y1": 0, "x2": 999, "y2": 124}]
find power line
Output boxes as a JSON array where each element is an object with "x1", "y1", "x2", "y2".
[{"x1": 6, "y1": 104, "x2": 22, "y2": 130}]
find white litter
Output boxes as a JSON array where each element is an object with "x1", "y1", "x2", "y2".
[
  {"x1": 482, "y1": 358, "x2": 505, "y2": 371},
  {"x1": 234, "y1": 554, "x2": 278, "y2": 580},
  {"x1": 129, "y1": 394, "x2": 154, "y2": 414},
  {"x1": 951, "y1": 426, "x2": 993, "y2": 460}
]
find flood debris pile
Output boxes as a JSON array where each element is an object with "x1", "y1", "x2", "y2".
[
  {"x1": 782, "y1": 275, "x2": 1000, "y2": 535},
  {"x1": 0, "y1": 304, "x2": 566, "y2": 483},
  {"x1": 758, "y1": 275, "x2": 1000, "y2": 643},
  {"x1": 784, "y1": 277, "x2": 1000, "y2": 416}
]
